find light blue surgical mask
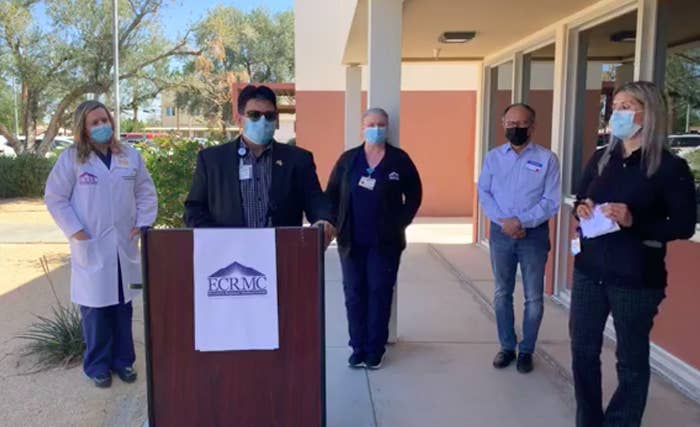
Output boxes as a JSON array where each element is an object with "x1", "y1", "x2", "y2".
[
  {"x1": 364, "y1": 126, "x2": 387, "y2": 145},
  {"x1": 609, "y1": 110, "x2": 641, "y2": 140},
  {"x1": 89, "y1": 124, "x2": 113, "y2": 144},
  {"x1": 243, "y1": 117, "x2": 276, "y2": 146}
]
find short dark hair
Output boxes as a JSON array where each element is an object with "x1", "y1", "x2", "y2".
[
  {"x1": 237, "y1": 85, "x2": 277, "y2": 114},
  {"x1": 503, "y1": 103, "x2": 536, "y2": 122}
]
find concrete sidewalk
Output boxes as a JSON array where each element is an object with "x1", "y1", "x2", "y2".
[
  {"x1": 4, "y1": 208, "x2": 698, "y2": 426},
  {"x1": 322, "y1": 239, "x2": 700, "y2": 426},
  {"x1": 324, "y1": 243, "x2": 576, "y2": 427},
  {"x1": 344, "y1": 241, "x2": 699, "y2": 427}
]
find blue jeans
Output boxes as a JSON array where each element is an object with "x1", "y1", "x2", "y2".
[
  {"x1": 339, "y1": 246, "x2": 401, "y2": 357},
  {"x1": 570, "y1": 269, "x2": 665, "y2": 427},
  {"x1": 489, "y1": 222, "x2": 550, "y2": 354}
]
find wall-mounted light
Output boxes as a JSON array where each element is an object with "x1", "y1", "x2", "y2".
[
  {"x1": 439, "y1": 31, "x2": 476, "y2": 44},
  {"x1": 610, "y1": 30, "x2": 636, "y2": 43}
]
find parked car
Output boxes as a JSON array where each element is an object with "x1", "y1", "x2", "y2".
[
  {"x1": 668, "y1": 134, "x2": 700, "y2": 156},
  {"x1": 44, "y1": 137, "x2": 74, "y2": 159},
  {"x1": 0, "y1": 136, "x2": 17, "y2": 158}
]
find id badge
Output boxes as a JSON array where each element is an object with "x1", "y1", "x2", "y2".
[
  {"x1": 571, "y1": 237, "x2": 581, "y2": 256},
  {"x1": 239, "y1": 164, "x2": 252, "y2": 180},
  {"x1": 358, "y1": 176, "x2": 376, "y2": 190}
]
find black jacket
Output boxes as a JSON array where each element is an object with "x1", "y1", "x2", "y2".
[
  {"x1": 574, "y1": 146, "x2": 697, "y2": 288},
  {"x1": 184, "y1": 139, "x2": 332, "y2": 227},
  {"x1": 326, "y1": 143, "x2": 422, "y2": 255}
]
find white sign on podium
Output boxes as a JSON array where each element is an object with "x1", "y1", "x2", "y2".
[{"x1": 193, "y1": 228, "x2": 279, "y2": 351}]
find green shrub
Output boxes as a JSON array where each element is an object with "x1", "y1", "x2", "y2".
[
  {"x1": 121, "y1": 118, "x2": 147, "y2": 132},
  {"x1": 684, "y1": 149, "x2": 700, "y2": 180},
  {"x1": 143, "y1": 137, "x2": 217, "y2": 227},
  {"x1": 0, "y1": 154, "x2": 55, "y2": 198}
]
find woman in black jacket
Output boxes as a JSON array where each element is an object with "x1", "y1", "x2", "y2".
[
  {"x1": 571, "y1": 81, "x2": 697, "y2": 427},
  {"x1": 326, "y1": 108, "x2": 422, "y2": 370}
]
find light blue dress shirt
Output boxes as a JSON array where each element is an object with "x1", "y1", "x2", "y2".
[{"x1": 478, "y1": 142, "x2": 561, "y2": 228}]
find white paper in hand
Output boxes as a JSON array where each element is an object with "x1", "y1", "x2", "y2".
[{"x1": 580, "y1": 204, "x2": 621, "y2": 239}]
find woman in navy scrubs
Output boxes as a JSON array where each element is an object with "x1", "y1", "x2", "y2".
[{"x1": 326, "y1": 108, "x2": 422, "y2": 369}]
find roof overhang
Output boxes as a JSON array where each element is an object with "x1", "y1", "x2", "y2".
[{"x1": 342, "y1": 0, "x2": 700, "y2": 65}]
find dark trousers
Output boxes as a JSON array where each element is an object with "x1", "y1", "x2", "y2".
[
  {"x1": 80, "y1": 258, "x2": 135, "y2": 377},
  {"x1": 570, "y1": 269, "x2": 665, "y2": 427},
  {"x1": 340, "y1": 246, "x2": 401, "y2": 357}
]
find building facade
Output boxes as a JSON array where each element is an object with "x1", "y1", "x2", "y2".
[{"x1": 295, "y1": 0, "x2": 700, "y2": 402}]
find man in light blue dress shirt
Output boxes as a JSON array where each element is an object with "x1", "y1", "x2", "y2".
[{"x1": 478, "y1": 103, "x2": 561, "y2": 374}]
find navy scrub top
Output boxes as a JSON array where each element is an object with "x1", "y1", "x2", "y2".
[{"x1": 349, "y1": 152, "x2": 386, "y2": 247}]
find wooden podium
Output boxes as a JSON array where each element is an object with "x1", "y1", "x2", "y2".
[{"x1": 139, "y1": 227, "x2": 326, "y2": 427}]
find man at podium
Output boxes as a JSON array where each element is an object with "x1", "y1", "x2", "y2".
[{"x1": 184, "y1": 84, "x2": 335, "y2": 244}]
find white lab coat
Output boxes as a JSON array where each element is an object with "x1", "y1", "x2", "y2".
[{"x1": 45, "y1": 145, "x2": 157, "y2": 307}]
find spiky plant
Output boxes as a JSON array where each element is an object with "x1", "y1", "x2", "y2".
[{"x1": 16, "y1": 256, "x2": 85, "y2": 369}]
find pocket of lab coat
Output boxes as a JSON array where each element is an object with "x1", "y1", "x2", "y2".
[{"x1": 69, "y1": 238, "x2": 103, "y2": 271}]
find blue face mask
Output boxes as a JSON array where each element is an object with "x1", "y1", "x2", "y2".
[
  {"x1": 243, "y1": 117, "x2": 276, "y2": 146},
  {"x1": 89, "y1": 124, "x2": 113, "y2": 144},
  {"x1": 364, "y1": 126, "x2": 387, "y2": 145},
  {"x1": 609, "y1": 110, "x2": 641, "y2": 140}
]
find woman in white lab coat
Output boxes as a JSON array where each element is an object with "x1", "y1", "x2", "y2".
[{"x1": 45, "y1": 100, "x2": 157, "y2": 388}]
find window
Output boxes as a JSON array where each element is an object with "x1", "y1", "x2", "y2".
[
  {"x1": 523, "y1": 43, "x2": 556, "y2": 149},
  {"x1": 165, "y1": 106, "x2": 176, "y2": 117},
  {"x1": 661, "y1": 0, "x2": 700, "y2": 231},
  {"x1": 489, "y1": 62, "x2": 513, "y2": 149},
  {"x1": 569, "y1": 11, "x2": 638, "y2": 194}
]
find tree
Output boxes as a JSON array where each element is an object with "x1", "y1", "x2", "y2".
[
  {"x1": 175, "y1": 6, "x2": 294, "y2": 136},
  {"x1": 0, "y1": 0, "x2": 198, "y2": 154},
  {"x1": 0, "y1": 78, "x2": 17, "y2": 137},
  {"x1": 665, "y1": 48, "x2": 700, "y2": 133},
  {"x1": 121, "y1": 59, "x2": 179, "y2": 123}
]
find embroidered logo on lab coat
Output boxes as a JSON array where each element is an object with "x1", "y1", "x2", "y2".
[
  {"x1": 389, "y1": 171, "x2": 400, "y2": 181},
  {"x1": 78, "y1": 172, "x2": 98, "y2": 185}
]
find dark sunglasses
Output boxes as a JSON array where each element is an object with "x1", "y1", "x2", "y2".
[{"x1": 244, "y1": 110, "x2": 277, "y2": 121}]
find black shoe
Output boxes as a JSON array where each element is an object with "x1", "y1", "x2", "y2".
[
  {"x1": 92, "y1": 373, "x2": 112, "y2": 388},
  {"x1": 348, "y1": 351, "x2": 365, "y2": 368},
  {"x1": 492, "y1": 350, "x2": 516, "y2": 369},
  {"x1": 115, "y1": 366, "x2": 138, "y2": 383},
  {"x1": 517, "y1": 353, "x2": 534, "y2": 374},
  {"x1": 365, "y1": 353, "x2": 384, "y2": 370}
]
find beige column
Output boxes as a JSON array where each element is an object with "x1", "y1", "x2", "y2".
[{"x1": 367, "y1": 0, "x2": 403, "y2": 343}]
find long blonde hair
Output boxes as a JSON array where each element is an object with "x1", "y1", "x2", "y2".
[
  {"x1": 598, "y1": 81, "x2": 667, "y2": 177},
  {"x1": 72, "y1": 100, "x2": 121, "y2": 163}
]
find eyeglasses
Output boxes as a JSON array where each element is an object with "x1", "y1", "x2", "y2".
[
  {"x1": 503, "y1": 120, "x2": 531, "y2": 128},
  {"x1": 244, "y1": 110, "x2": 277, "y2": 121}
]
